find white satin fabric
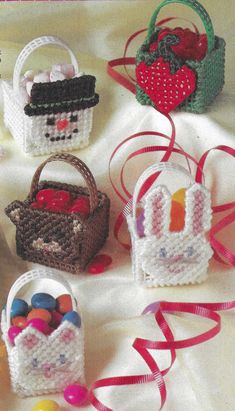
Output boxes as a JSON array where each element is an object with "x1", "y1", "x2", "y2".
[{"x1": 0, "y1": 1, "x2": 235, "y2": 410}]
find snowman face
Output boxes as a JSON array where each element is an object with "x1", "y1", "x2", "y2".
[
  {"x1": 43, "y1": 110, "x2": 82, "y2": 143},
  {"x1": 29, "y1": 108, "x2": 93, "y2": 154}
]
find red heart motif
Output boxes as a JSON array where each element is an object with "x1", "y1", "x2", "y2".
[{"x1": 136, "y1": 57, "x2": 196, "y2": 113}]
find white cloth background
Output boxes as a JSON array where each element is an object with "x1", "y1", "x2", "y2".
[{"x1": 0, "y1": 1, "x2": 235, "y2": 410}]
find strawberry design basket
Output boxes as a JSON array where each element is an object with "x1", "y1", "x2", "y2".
[
  {"x1": 2, "y1": 36, "x2": 99, "y2": 155},
  {"x1": 1, "y1": 269, "x2": 84, "y2": 397},
  {"x1": 136, "y1": 0, "x2": 225, "y2": 114},
  {"x1": 127, "y1": 163, "x2": 213, "y2": 287},
  {"x1": 5, "y1": 153, "x2": 110, "y2": 273}
]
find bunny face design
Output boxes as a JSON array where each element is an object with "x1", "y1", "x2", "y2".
[
  {"x1": 137, "y1": 184, "x2": 213, "y2": 286},
  {"x1": 15, "y1": 322, "x2": 84, "y2": 395}
]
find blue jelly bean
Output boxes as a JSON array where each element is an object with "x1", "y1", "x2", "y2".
[
  {"x1": 31, "y1": 293, "x2": 56, "y2": 311},
  {"x1": 11, "y1": 298, "x2": 29, "y2": 318},
  {"x1": 62, "y1": 311, "x2": 81, "y2": 328}
]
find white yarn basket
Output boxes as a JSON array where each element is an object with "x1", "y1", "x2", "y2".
[
  {"x1": 126, "y1": 163, "x2": 213, "y2": 287},
  {"x1": 1, "y1": 269, "x2": 85, "y2": 397},
  {"x1": 2, "y1": 36, "x2": 95, "y2": 156}
]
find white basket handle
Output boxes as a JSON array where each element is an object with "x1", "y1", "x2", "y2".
[
  {"x1": 132, "y1": 162, "x2": 196, "y2": 221},
  {"x1": 13, "y1": 35, "x2": 79, "y2": 95},
  {"x1": 6, "y1": 269, "x2": 77, "y2": 328}
]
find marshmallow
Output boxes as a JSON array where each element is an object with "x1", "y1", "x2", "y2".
[
  {"x1": 52, "y1": 63, "x2": 75, "y2": 78},
  {"x1": 26, "y1": 81, "x2": 34, "y2": 96},
  {"x1": 24, "y1": 70, "x2": 35, "y2": 81},
  {"x1": 34, "y1": 71, "x2": 50, "y2": 83},
  {"x1": 50, "y1": 70, "x2": 66, "y2": 82}
]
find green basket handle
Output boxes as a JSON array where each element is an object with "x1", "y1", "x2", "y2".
[{"x1": 147, "y1": 0, "x2": 215, "y2": 53}]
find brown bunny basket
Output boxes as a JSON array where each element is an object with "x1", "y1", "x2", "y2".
[{"x1": 5, "y1": 153, "x2": 110, "y2": 273}]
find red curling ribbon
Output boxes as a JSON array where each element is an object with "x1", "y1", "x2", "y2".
[{"x1": 89, "y1": 299, "x2": 235, "y2": 410}]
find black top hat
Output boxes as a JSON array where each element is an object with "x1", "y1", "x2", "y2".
[{"x1": 24, "y1": 75, "x2": 99, "y2": 116}]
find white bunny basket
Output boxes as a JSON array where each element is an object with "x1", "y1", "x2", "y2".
[
  {"x1": 1, "y1": 269, "x2": 85, "y2": 397},
  {"x1": 2, "y1": 36, "x2": 99, "y2": 156},
  {"x1": 127, "y1": 163, "x2": 213, "y2": 287}
]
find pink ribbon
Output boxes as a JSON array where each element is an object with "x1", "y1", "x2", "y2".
[{"x1": 89, "y1": 299, "x2": 235, "y2": 410}]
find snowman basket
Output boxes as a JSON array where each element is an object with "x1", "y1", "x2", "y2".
[
  {"x1": 2, "y1": 36, "x2": 99, "y2": 155},
  {"x1": 1, "y1": 269, "x2": 85, "y2": 397},
  {"x1": 126, "y1": 163, "x2": 213, "y2": 287},
  {"x1": 136, "y1": 0, "x2": 225, "y2": 114},
  {"x1": 5, "y1": 153, "x2": 110, "y2": 273}
]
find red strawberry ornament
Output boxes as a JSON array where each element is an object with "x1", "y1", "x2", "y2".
[{"x1": 136, "y1": 57, "x2": 196, "y2": 114}]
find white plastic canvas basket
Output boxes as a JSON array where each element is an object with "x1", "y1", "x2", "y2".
[
  {"x1": 126, "y1": 163, "x2": 213, "y2": 287},
  {"x1": 1, "y1": 269, "x2": 85, "y2": 397},
  {"x1": 2, "y1": 36, "x2": 99, "y2": 156}
]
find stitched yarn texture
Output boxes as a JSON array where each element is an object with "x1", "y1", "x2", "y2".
[
  {"x1": 1, "y1": 270, "x2": 85, "y2": 397},
  {"x1": 2, "y1": 36, "x2": 99, "y2": 155},
  {"x1": 135, "y1": 0, "x2": 225, "y2": 113},
  {"x1": 5, "y1": 154, "x2": 110, "y2": 274},
  {"x1": 127, "y1": 183, "x2": 213, "y2": 287}
]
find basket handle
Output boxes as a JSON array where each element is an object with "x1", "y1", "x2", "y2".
[
  {"x1": 13, "y1": 35, "x2": 79, "y2": 95},
  {"x1": 132, "y1": 162, "x2": 195, "y2": 221},
  {"x1": 29, "y1": 153, "x2": 99, "y2": 213},
  {"x1": 147, "y1": 0, "x2": 215, "y2": 53},
  {"x1": 5, "y1": 269, "x2": 77, "y2": 328}
]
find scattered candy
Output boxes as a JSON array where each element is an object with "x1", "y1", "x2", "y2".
[
  {"x1": 12, "y1": 316, "x2": 27, "y2": 329},
  {"x1": 11, "y1": 298, "x2": 29, "y2": 318},
  {"x1": 33, "y1": 399, "x2": 60, "y2": 411},
  {"x1": 27, "y1": 318, "x2": 52, "y2": 335},
  {"x1": 92, "y1": 254, "x2": 112, "y2": 267},
  {"x1": 8, "y1": 326, "x2": 22, "y2": 345},
  {"x1": 27, "y1": 308, "x2": 52, "y2": 324},
  {"x1": 64, "y1": 384, "x2": 88, "y2": 406},
  {"x1": 56, "y1": 294, "x2": 73, "y2": 314},
  {"x1": 31, "y1": 293, "x2": 56, "y2": 311},
  {"x1": 87, "y1": 261, "x2": 105, "y2": 274},
  {"x1": 62, "y1": 311, "x2": 81, "y2": 328}
]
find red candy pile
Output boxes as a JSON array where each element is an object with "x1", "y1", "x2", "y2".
[
  {"x1": 87, "y1": 254, "x2": 113, "y2": 274},
  {"x1": 31, "y1": 188, "x2": 90, "y2": 217},
  {"x1": 150, "y1": 27, "x2": 208, "y2": 61}
]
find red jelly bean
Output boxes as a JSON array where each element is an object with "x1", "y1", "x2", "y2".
[
  {"x1": 92, "y1": 254, "x2": 112, "y2": 267},
  {"x1": 55, "y1": 190, "x2": 71, "y2": 205},
  {"x1": 56, "y1": 294, "x2": 73, "y2": 314},
  {"x1": 87, "y1": 261, "x2": 105, "y2": 274},
  {"x1": 36, "y1": 189, "x2": 56, "y2": 205},
  {"x1": 69, "y1": 197, "x2": 90, "y2": 217},
  {"x1": 50, "y1": 310, "x2": 63, "y2": 328},
  {"x1": 12, "y1": 316, "x2": 27, "y2": 329}
]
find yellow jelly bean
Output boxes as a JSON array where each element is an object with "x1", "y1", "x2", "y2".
[
  {"x1": 33, "y1": 399, "x2": 60, "y2": 411},
  {"x1": 172, "y1": 188, "x2": 186, "y2": 207}
]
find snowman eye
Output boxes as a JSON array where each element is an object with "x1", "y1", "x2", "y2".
[
  {"x1": 186, "y1": 246, "x2": 194, "y2": 257},
  {"x1": 70, "y1": 114, "x2": 78, "y2": 122},
  {"x1": 159, "y1": 248, "x2": 167, "y2": 258},
  {"x1": 32, "y1": 358, "x2": 39, "y2": 368},
  {"x1": 47, "y1": 118, "x2": 55, "y2": 126},
  {"x1": 59, "y1": 354, "x2": 66, "y2": 364}
]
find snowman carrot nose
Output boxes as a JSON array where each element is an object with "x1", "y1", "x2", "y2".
[{"x1": 56, "y1": 118, "x2": 69, "y2": 131}]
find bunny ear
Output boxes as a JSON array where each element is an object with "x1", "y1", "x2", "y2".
[
  {"x1": 143, "y1": 186, "x2": 171, "y2": 237},
  {"x1": 185, "y1": 184, "x2": 212, "y2": 234}
]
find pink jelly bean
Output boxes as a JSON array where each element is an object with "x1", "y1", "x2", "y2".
[
  {"x1": 8, "y1": 326, "x2": 22, "y2": 345},
  {"x1": 64, "y1": 384, "x2": 88, "y2": 405},
  {"x1": 27, "y1": 318, "x2": 51, "y2": 335}
]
